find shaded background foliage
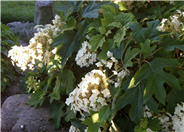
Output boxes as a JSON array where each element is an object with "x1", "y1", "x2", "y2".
[{"x1": 1, "y1": 24, "x2": 20, "y2": 92}]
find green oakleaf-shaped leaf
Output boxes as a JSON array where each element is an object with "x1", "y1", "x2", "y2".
[
  {"x1": 101, "y1": 5, "x2": 119, "y2": 28},
  {"x1": 82, "y1": 2, "x2": 101, "y2": 18},
  {"x1": 71, "y1": 120, "x2": 87, "y2": 132},
  {"x1": 99, "y1": 105, "x2": 112, "y2": 124},
  {"x1": 61, "y1": 16, "x2": 77, "y2": 32},
  {"x1": 145, "y1": 97, "x2": 159, "y2": 113},
  {"x1": 130, "y1": 20, "x2": 163, "y2": 43},
  {"x1": 160, "y1": 36, "x2": 184, "y2": 51},
  {"x1": 64, "y1": 107, "x2": 76, "y2": 122},
  {"x1": 110, "y1": 43, "x2": 125, "y2": 60},
  {"x1": 148, "y1": 118, "x2": 161, "y2": 131},
  {"x1": 166, "y1": 88, "x2": 184, "y2": 113},
  {"x1": 114, "y1": 28, "x2": 127, "y2": 47},
  {"x1": 113, "y1": 111, "x2": 135, "y2": 132},
  {"x1": 27, "y1": 90, "x2": 45, "y2": 107},
  {"x1": 49, "y1": 69, "x2": 75, "y2": 103},
  {"x1": 101, "y1": 4, "x2": 119, "y2": 15},
  {"x1": 129, "y1": 58, "x2": 181, "y2": 105},
  {"x1": 123, "y1": 47, "x2": 140, "y2": 68},
  {"x1": 134, "y1": 118, "x2": 148, "y2": 132},
  {"x1": 87, "y1": 20, "x2": 101, "y2": 34},
  {"x1": 98, "y1": 39, "x2": 113, "y2": 60},
  {"x1": 90, "y1": 34, "x2": 105, "y2": 51},
  {"x1": 102, "y1": 12, "x2": 134, "y2": 30},
  {"x1": 107, "y1": 22, "x2": 122, "y2": 29},
  {"x1": 62, "y1": 69, "x2": 76, "y2": 95},
  {"x1": 56, "y1": 1, "x2": 82, "y2": 20},
  {"x1": 134, "y1": 126, "x2": 147, "y2": 132},
  {"x1": 50, "y1": 103, "x2": 65, "y2": 129},
  {"x1": 140, "y1": 39, "x2": 156, "y2": 58},
  {"x1": 52, "y1": 20, "x2": 88, "y2": 66},
  {"x1": 51, "y1": 31, "x2": 75, "y2": 51},
  {"x1": 83, "y1": 113, "x2": 101, "y2": 132},
  {"x1": 101, "y1": 12, "x2": 116, "y2": 28},
  {"x1": 144, "y1": 58, "x2": 181, "y2": 104},
  {"x1": 116, "y1": 13, "x2": 135, "y2": 26},
  {"x1": 130, "y1": 22, "x2": 146, "y2": 43},
  {"x1": 49, "y1": 75, "x2": 62, "y2": 103},
  {"x1": 116, "y1": 84, "x2": 144, "y2": 123}
]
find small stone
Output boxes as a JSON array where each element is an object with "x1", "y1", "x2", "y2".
[{"x1": 20, "y1": 125, "x2": 24, "y2": 129}]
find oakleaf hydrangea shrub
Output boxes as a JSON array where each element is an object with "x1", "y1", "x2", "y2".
[{"x1": 8, "y1": 1, "x2": 184, "y2": 131}]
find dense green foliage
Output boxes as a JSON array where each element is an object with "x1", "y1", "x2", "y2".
[
  {"x1": 19, "y1": 1, "x2": 184, "y2": 131},
  {"x1": 1, "y1": 24, "x2": 19, "y2": 92}
]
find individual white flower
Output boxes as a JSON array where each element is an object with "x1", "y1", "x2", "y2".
[
  {"x1": 101, "y1": 88, "x2": 111, "y2": 98},
  {"x1": 86, "y1": 35, "x2": 90, "y2": 40},
  {"x1": 108, "y1": 79, "x2": 115, "y2": 84},
  {"x1": 146, "y1": 128, "x2": 154, "y2": 132},
  {"x1": 118, "y1": 70, "x2": 127, "y2": 78},
  {"x1": 101, "y1": 59, "x2": 107, "y2": 65},
  {"x1": 113, "y1": 69, "x2": 127, "y2": 88},
  {"x1": 114, "y1": 82, "x2": 120, "y2": 88},
  {"x1": 144, "y1": 105, "x2": 153, "y2": 118},
  {"x1": 96, "y1": 62, "x2": 103, "y2": 67},
  {"x1": 112, "y1": 0, "x2": 121, "y2": 4},
  {"x1": 38, "y1": 63, "x2": 43, "y2": 68},
  {"x1": 85, "y1": 127, "x2": 101, "y2": 132},
  {"x1": 111, "y1": 56, "x2": 118, "y2": 63},
  {"x1": 112, "y1": 70, "x2": 118, "y2": 75},
  {"x1": 171, "y1": 15, "x2": 182, "y2": 32},
  {"x1": 106, "y1": 62, "x2": 113, "y2": 69},
  {"x1": 107, "y1": 51, "x2": 113, "y2": 57}
]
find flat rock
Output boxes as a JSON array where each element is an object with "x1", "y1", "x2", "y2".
[
  {"x1": 7, "y1": 21, "x2": 36, "y2": 44},
  {"x1": 1, "y1": 94, "x2": 64, "y2": 132},
  {"x1": 1, "y1": 77, "x2": 24, "y2": 104}
]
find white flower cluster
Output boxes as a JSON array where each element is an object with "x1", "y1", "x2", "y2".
[
  {"x1": 144, "y1": 105, "x2": 153, "y2": 118},
  {"x1": 172, "y1": 102, "x2": 184, "y2": 132},
  {"x1": 143, "y1": 106, "x2": 154, "y2": 132},
  {"x1": 143, "y1": 106, "x2": 173, "y2": 132},
  {"x1": 75, "y1": 41, "x2": 97, "y2": 68},
  {"x1": 69, "y1": 125, "x2": 101, "y2": 132},
  {"x1": 96, "y1": 51, "x2": 117, "y2": 69},
  {"x1": 158, "y1": 113, "x2": 173, "y2": 132},
  {"x1": 69, "y1": 125, "x2": 80, "y2": 132},
  {"x1": 65, "y1": 69, "x2": 111, "y2": 115},
  {"x1": 112, "y1": 0, "x2": 121, "y2": 4},
  {"x1": 8, "y1": 15, "x2": 63, "y2": 71},
  {"x1": 157, "y1": 10, "x2": 184, "y2": 33},
  {"x1": 96, "y1": 51, "x2": 127, "y2": 88},
  {"x1": 144, "y1": 102, "x2": 184, "y2": 132}
]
